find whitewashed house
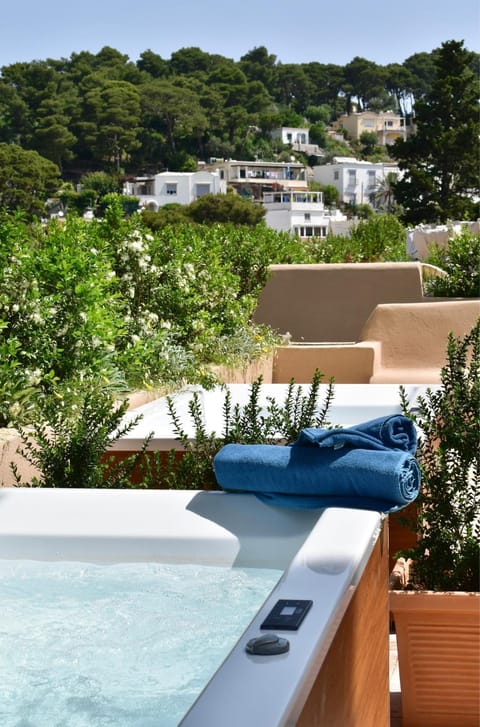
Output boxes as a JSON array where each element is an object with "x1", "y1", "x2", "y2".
[
  {"x1": 271, "y1": 127, "x2": 324, "y2": 158},
  {"x1": 313, "y1": 157, "x2": 400, "y2": 208},
  {"x1": 271, "y1": 127, "x2": 309, "y2": 146},
  {"x1": 123, "y1": 170, "x2": 226, "y2": 211},
  {"x1": 262, "y1": 190, "x2": 348, "y2": 239}
]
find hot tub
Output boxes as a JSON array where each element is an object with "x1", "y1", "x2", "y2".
[{"x1": 0, "y1": 488, "x2": 387, "y2": 726}]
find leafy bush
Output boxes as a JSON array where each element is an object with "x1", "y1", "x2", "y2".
[
  {"x1": 186, "y1": 193, "x2": 266, "y2": 226},
  {"x1": 424, "y1": 232, "x2": 480, "y2": 298},
  {"x1": 0, "y1": 203, "x2": 307, "y2": 417},
  {"x1": 0, "y1": 213, "x2": 123, "y2": 395},
  {"x1": 306, "y1": 214, "x2": 408, "y2": 262},
  {"x1": 399, "y1": 320, "x2": 480, "y2": 591},
  {"x1": 12, "y1": 378, "x2": 150, "y2": 488},
  {"x1": 139, "y1": 370, "x2": 334, "y2": 490}
]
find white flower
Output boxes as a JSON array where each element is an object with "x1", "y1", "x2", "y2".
[
  {"x1": 31, "y1": 312, "x2": 44, "y2": 325},
  {"x1": 27, "y1": 368, "x2": 42, "y2": 386},
  {"x1": 8, "y1": 402, "x2": 21, "y2": 418},
  {"x1": 128, "y1": 240, "x2": 144, "y2": 253}
]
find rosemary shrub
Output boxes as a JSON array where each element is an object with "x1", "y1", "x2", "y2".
[
  {"x1": 399, "y1": 319, "x2": 480, "y2": 591},
  {"x1": 140, "y1": 370, "x2": 334, "y2": 491},
  {"x1": 12, "y1": 379, "x2": 151, "y2": 488}
]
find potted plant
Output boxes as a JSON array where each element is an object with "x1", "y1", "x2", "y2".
[{"x1": 390, "y1": 319, "x2": 480, "y2": 727}]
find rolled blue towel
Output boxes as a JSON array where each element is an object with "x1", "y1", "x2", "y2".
[
  {"x1": 295, "y1": 415, "x2": 417, "y2": 453},
  {"x1": 213, "y1": 440, "x2": 420, "y2": 514}
]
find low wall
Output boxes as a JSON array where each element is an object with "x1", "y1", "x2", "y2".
[
  {"x1": 273, "y1": 343, "x2": 378, "y2": 384},
  {"x1": 0, "y1": 429, "x2": 39, "y2": 487},
  {"x1": 362, "y1": 299, "x2": 480, "y2": 383},
  {"x1": 254, "y1": 262, "x2": 425, "y2": 342},
  {"x1": 273, "y1": 299, "x2": 479, "y2": 385}
]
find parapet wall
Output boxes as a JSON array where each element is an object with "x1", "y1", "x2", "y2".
[
  {"x1": 255, "y1": 262, "x2": 479, "y2": 384},
  {"x1": 254, "y1": 262, "x2": 425, "y2": 342}
]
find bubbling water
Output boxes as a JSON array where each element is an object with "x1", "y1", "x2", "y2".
[{"x1": 0, "y1": 560, "x2": 282, "y2": 727}]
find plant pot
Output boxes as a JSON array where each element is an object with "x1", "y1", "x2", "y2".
[{"x1": 389, "y1": 590, "x2": 480, "y2": 727}]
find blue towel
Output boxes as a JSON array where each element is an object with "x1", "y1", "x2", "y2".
[
  {"x1": 213, "y1": 416, "x2": 420, "y2": 513},
  {"x1": 294, "y1": 415, "x2": 417, "y2": 453}
]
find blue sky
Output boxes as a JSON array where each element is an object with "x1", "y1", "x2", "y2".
[{"x1": 1, "y1": 0, "x2": 479, "y2": 68}]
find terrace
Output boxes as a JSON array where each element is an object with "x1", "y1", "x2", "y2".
[{"x1": 1, "y1": 261, "x2": 478, "y2": 725}]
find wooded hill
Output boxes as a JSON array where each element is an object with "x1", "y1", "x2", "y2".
[{"x1": 1, "y1": 43, "x2": 478, "y2": 178}]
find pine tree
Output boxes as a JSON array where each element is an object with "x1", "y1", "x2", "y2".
[{"x1": 391, "y1": 40, "x2": 480, "y2": 224}]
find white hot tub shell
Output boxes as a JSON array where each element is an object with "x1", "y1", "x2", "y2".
[{"x1": 0, "y1": 488, "x2": 386, "y2": 726}]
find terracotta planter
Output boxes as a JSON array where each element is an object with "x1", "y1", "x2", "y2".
[{"x1": 390, "y1": 590, "x2": 480, "y2": 727}]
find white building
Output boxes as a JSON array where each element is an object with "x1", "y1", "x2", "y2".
[
  {"x1": 262, "y1": 190, "x2": 348, "y2": 239},
  {"x1": 123, "y1": 170, "x2": 226, "y2": 211},
  {"x1": 271, "y1": 127, "x2": 309, "y2": 146},
  {"x1": 271, "y1": 127, "x2": 323, "y2": 159},
  {"x1": 312, "y1": 157, "x2": 400, "y2": 208}
]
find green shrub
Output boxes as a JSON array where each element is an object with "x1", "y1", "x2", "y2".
[
  {"x1": 399, "y1": 321, "x2": 480, "y2": 591},
  {"x1": 139, "y1": 370, "x2": 334, "y2": 490},
  {"x1": 12, "y1": 378, "x2": 150, "y2": 488},
  {"x1": 307, "y1": 214, "x2": 408, "y2": 263},
  {"x1": 424, "y1": 232, "x2": 480, "y2": 298}
]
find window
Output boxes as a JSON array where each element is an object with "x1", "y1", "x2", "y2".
[
  {"x1": 347, "y1": 169, "x2": 356, "y2": 186},
  {"x1": 195, "y1": 184, "x2": 210, "y2": 197},
  {"x1": 334, "y1": 171, "x2": 339, "y2": 180},
  {"x1": 294, "y1": 225, "x2": 327, "y2": 238},
  {"x1": 368, "y1": 170, "x2": 376, "y2": 187},
  {"x1": 166, "y1": 183, "x2": 177, "y2": 195},
  {"x1": 304, "y1": 213, "x2": 311, "y2": 221}
]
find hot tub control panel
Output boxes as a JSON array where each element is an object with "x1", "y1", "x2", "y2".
[{"x1": 260, "y1": 599, "x2": 313, "y2": 631}]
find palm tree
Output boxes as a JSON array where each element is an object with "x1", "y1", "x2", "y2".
[{"x1": 373, "y1": 172, "x2": 398, "y2": 212}]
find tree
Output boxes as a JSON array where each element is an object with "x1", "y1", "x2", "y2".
[
  {"x1": 31, "y1": 96, "x2": 77, "y2": 170},
  {"x1": 392, "y1": 41, "x2": 480, "y2": 224},
  {"x1": 140, "y1": 79, "x2": 207, "y2": 158},
  {"x1": 359, "y1": 131, "x2": 379, "y2": 157},
  {"x1": 373, "y1": 172, "x2": 399, "y2": 213},
  {"x1": 186, "y1": 193, "x2": 266, "y2": 226},
  {"x1": 239, "y1": 47, "x2": 278, "y2": 98},
  {"x1": 136, "y1": 49, "x2": 170, "y2": 79},
  {"x1": 81, "y1": 80, "x2": 142, "y2": 170},
  {"x1": 342, "y1": 57, "x2": 388, "y2": 111},
  {"x1": 385, "y1": 63, "x2": 416, "y2": 116},
  {"x1": 0, "y1": 143, "x2": 61, "y2": 216}
]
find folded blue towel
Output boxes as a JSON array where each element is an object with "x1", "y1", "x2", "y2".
[
  {"x1": 295, "y1": 415, "x2": 417, "y2": 453},
  {"x1": 213, "y1": 416, "x2": 420, "y2": 513}
]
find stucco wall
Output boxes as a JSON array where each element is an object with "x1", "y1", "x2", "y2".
[{"x1": 254, "y1": 263, "x2": 425, "y2": 342}]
